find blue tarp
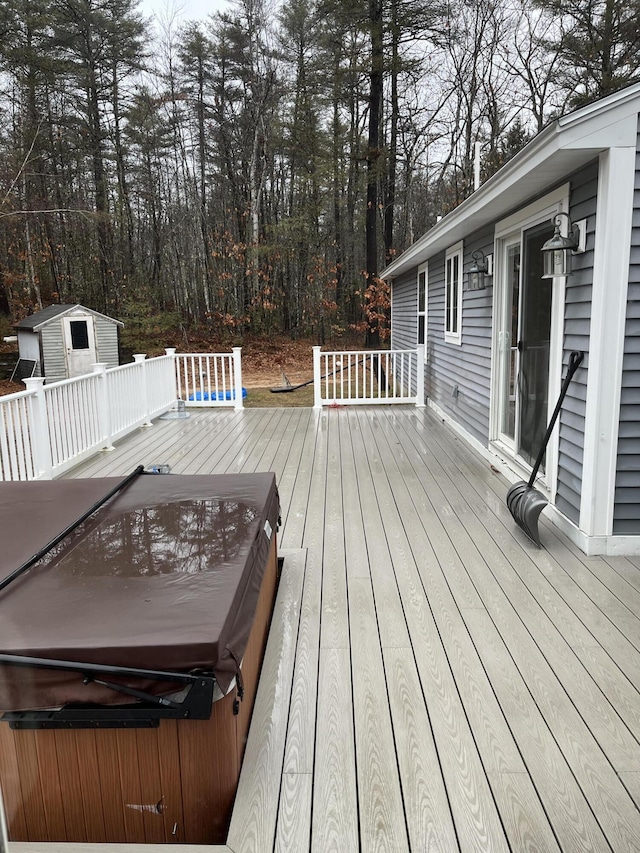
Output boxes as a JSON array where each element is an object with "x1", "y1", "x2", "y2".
[{"x1": 189, "y1": 388, "x2": 247, "y2": 401}]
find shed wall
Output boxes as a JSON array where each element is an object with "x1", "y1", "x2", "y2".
[
  {"x1": 95, "y1": 319, "x2": 120, "y2": 369},
  {"x1": 16, "y1": 331, "x2": 40, "y2": 363},
  {"x1": 614, "y1": 118, "x2": 640, "y2": 534}
]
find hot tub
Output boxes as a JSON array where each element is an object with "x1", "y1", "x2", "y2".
[{"x1": 0, "y1": 471, "x2": 280, "y2": 844}]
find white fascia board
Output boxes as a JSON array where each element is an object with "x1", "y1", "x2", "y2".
[
  {"x1": 560, "y1": 112, "x2": 638, "y2": 149},
  {"x1": 557, "y1": 80, "x2": 640, "y2": 137}
]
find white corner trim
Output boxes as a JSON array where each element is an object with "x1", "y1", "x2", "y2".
[
  {"x1": 545, "y1": 505, "x2": 640, "y2": 556},
  {"x1": 579, "y1": 146, "x2": 636, "y2": 537}
]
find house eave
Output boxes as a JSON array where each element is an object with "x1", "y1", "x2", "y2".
[{"x1": 382, "y1": 82, "x2": 640, "y2": 280}]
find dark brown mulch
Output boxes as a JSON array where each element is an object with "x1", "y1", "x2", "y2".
[{"x1": 0, "y1": 379, "x2": 23, "y2": 397}]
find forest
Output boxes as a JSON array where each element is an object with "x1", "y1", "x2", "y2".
[{"x1": 0, "y1": 0, "x2": 639, "y2": 350}]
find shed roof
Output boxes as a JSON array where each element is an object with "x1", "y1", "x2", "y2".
[
  {"x1": 381, "y1": 81, "x2": 640, "y2": 279},
  {"x1": 14, "y1": 304, "x2": 123, "y2": 331}
]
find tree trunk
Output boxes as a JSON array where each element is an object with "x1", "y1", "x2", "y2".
[
  {"x1": 384, "y1": 0, "x2": 398, "y2": 266},
  {"x1": 365, "y1": 0, "x2": 383, "y2": 348}
]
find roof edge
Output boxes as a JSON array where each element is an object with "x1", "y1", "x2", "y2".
[{"x1": 382, "y1": 81, "x2": 640, "y2": 280}]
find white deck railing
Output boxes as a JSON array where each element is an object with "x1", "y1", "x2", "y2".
[
  {"x1": 312, "y1": 345, "x2": 425, "y2": 408},
  {"x1": 0, "y1": 348, "x2": 243, "y2": 481},
  {"x1": 175, "y1": 348, "x2": 243, "y2": 408}
]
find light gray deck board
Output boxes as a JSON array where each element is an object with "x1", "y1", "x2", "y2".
[
  {"x1": 422, "y1": 409, "x2": 640, "y2": 663},
  {"x1": 353, "y1": 411, "x2": 511, "y2": 851},
  {"x1": 311, "y1": 648, "x2": 358, "y2": 853},
  {"x1": 391, "y1": 411, "x2": 640, "y2": 773},
  {"x1": 346, "y1": 409, "x2": 411, "y2": 649},
  {"x1": 320, "y1": 413, "x2": 349, "y2": 649},
  {"x1": 274, "y1": 772, "x2": 312, "y2": 853},
  {"x1": 602, "y1": 556, "x2": 640, "y2": 595},
  {"x1": 226, "y1": 549, "x2": 305, "y2": 853},
  {"x1": 410, "y1": 410, "x2": 640, "y2": 744},
  {"x1": 361, "y1": 411, "x2": 530, "y2": 776},
  {"x1": 464, "y1": 608, "x2": 610, "y2": 852},
  {"x1": 50, "y1": 406, "x2": 640, "y2": 853},
  {"x1": 349, "y1": 578, "x2": 409, "y2": 852},
  {"x1": 382, "y1": 647, "x2": 459, "y2": 852},
  {"x1": 487, "y1": 772, "x2": 562, "y2": 853}
]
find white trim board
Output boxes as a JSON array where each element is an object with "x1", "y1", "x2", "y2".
[{"x1": 579, "y1": 146, "x2": 637, "y2": 537}]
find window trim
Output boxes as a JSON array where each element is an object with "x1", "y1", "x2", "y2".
[
  {"x1": 444, "y1": 240, "x2": 463, "y2": 345},
  {"x1": 417, "y1": 262, "x2": 428, "y2": 360}
]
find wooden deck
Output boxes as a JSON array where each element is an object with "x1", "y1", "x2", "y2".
[{"x1": 19, "y1": 405, "x2": 640, "y2": 851}]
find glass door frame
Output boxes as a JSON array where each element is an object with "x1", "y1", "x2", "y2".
[
  {"x1": 489, "y1": 186, "x2": 569, "y2": 500},
  {"x1": 496, "y1": 233, "x2": 521, "y2": 453}
]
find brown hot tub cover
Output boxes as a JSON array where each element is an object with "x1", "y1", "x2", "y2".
[{"x1": 0, "y1": 472, "x2": 279, "y2": 711}]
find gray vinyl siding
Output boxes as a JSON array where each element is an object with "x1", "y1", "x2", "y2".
[
  {"x1": 95, "y1": 319, "x2": 120, "y2": 369},
  {"x1": 391, "y1": 267, "x2": 420, "y2": 395},
  {"x1": 40, "y1": 322, "x2": 67, "y2": 383},
  {"x1": 555, "y1": 161, "x2": 598, "y2": 524},
  {"x1": 614, "y1": 117, "x2": 640, "y2": 535},
  {"x1": 426, "y1": 225, "x2": 494, "y2": 445},
  {"x1": 391, "y1": 269, "x2": 418, "y2": 352}
]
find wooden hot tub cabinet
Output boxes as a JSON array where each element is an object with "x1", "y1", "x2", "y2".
[{"x1": 0, "y1": 473, "x2": 280, "y2": 845}]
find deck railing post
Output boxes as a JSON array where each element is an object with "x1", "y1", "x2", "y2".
[
  {"x1": 415, "y1": 345, "x2": 426, "y2": 408},
  {"x1": 92, "y1": 363, "x2": 115, "y2": 451},
  {"x1": 232, "y1": 347, "x2": 243, "y2": 410},
  {"x1": 312, "y1": 346, "x2": 322, "y2": 409},
  {"x1": 133, "y1": 354, "x2": 153, "y2": 426},
  {"x1": 165, "y1": 348, "x2": 178, "y2": 400},
  {"x1": 24, "y1": 377, "x2": 53, "y2": 480}
]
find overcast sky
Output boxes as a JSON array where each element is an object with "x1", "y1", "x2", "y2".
[{"x1": 138, "y1": 0, "x2": 231, "y2": 23}]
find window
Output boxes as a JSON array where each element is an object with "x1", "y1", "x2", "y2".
[
  {"x1": 69, "y1": 320, "x2": 90, "y2": 350},
  {"x1": 445, "y1": 241, "x2": 463, "y2": 345},
  {"x1": 417, "y1": 263, "x2": 428, "y2": 359}
]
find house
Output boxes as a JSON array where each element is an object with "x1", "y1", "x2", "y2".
[
  {"x1": 382, "y1": 82, "x2": 640, "y2": 557},
  {"x1": 14, "y1": 304, "x2": 122, "y2": 382}
]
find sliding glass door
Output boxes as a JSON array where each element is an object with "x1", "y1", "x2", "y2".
[{"x1": 498, "y1": 222, "x2": 554, "y2": 470}]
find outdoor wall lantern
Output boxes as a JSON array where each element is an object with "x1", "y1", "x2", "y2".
[
  {"x1": 541, "y1": 212, "x2": 584, "y2": 278},
  {"x1": 468, "y1": 250, "x2": 492, "y2": 290}
]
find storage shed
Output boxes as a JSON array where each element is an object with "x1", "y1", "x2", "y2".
[{"x1": 13, "y1": 304, "x2": 122, "y2": 382}]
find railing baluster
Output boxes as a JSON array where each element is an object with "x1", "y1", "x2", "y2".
[{"x1": 6, "y1": 403, "x2": 21, "y2": 480}]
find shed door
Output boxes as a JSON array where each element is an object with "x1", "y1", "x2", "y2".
[{"x1": 63, "y1": 316, "x2": 97, "y2": 378}]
